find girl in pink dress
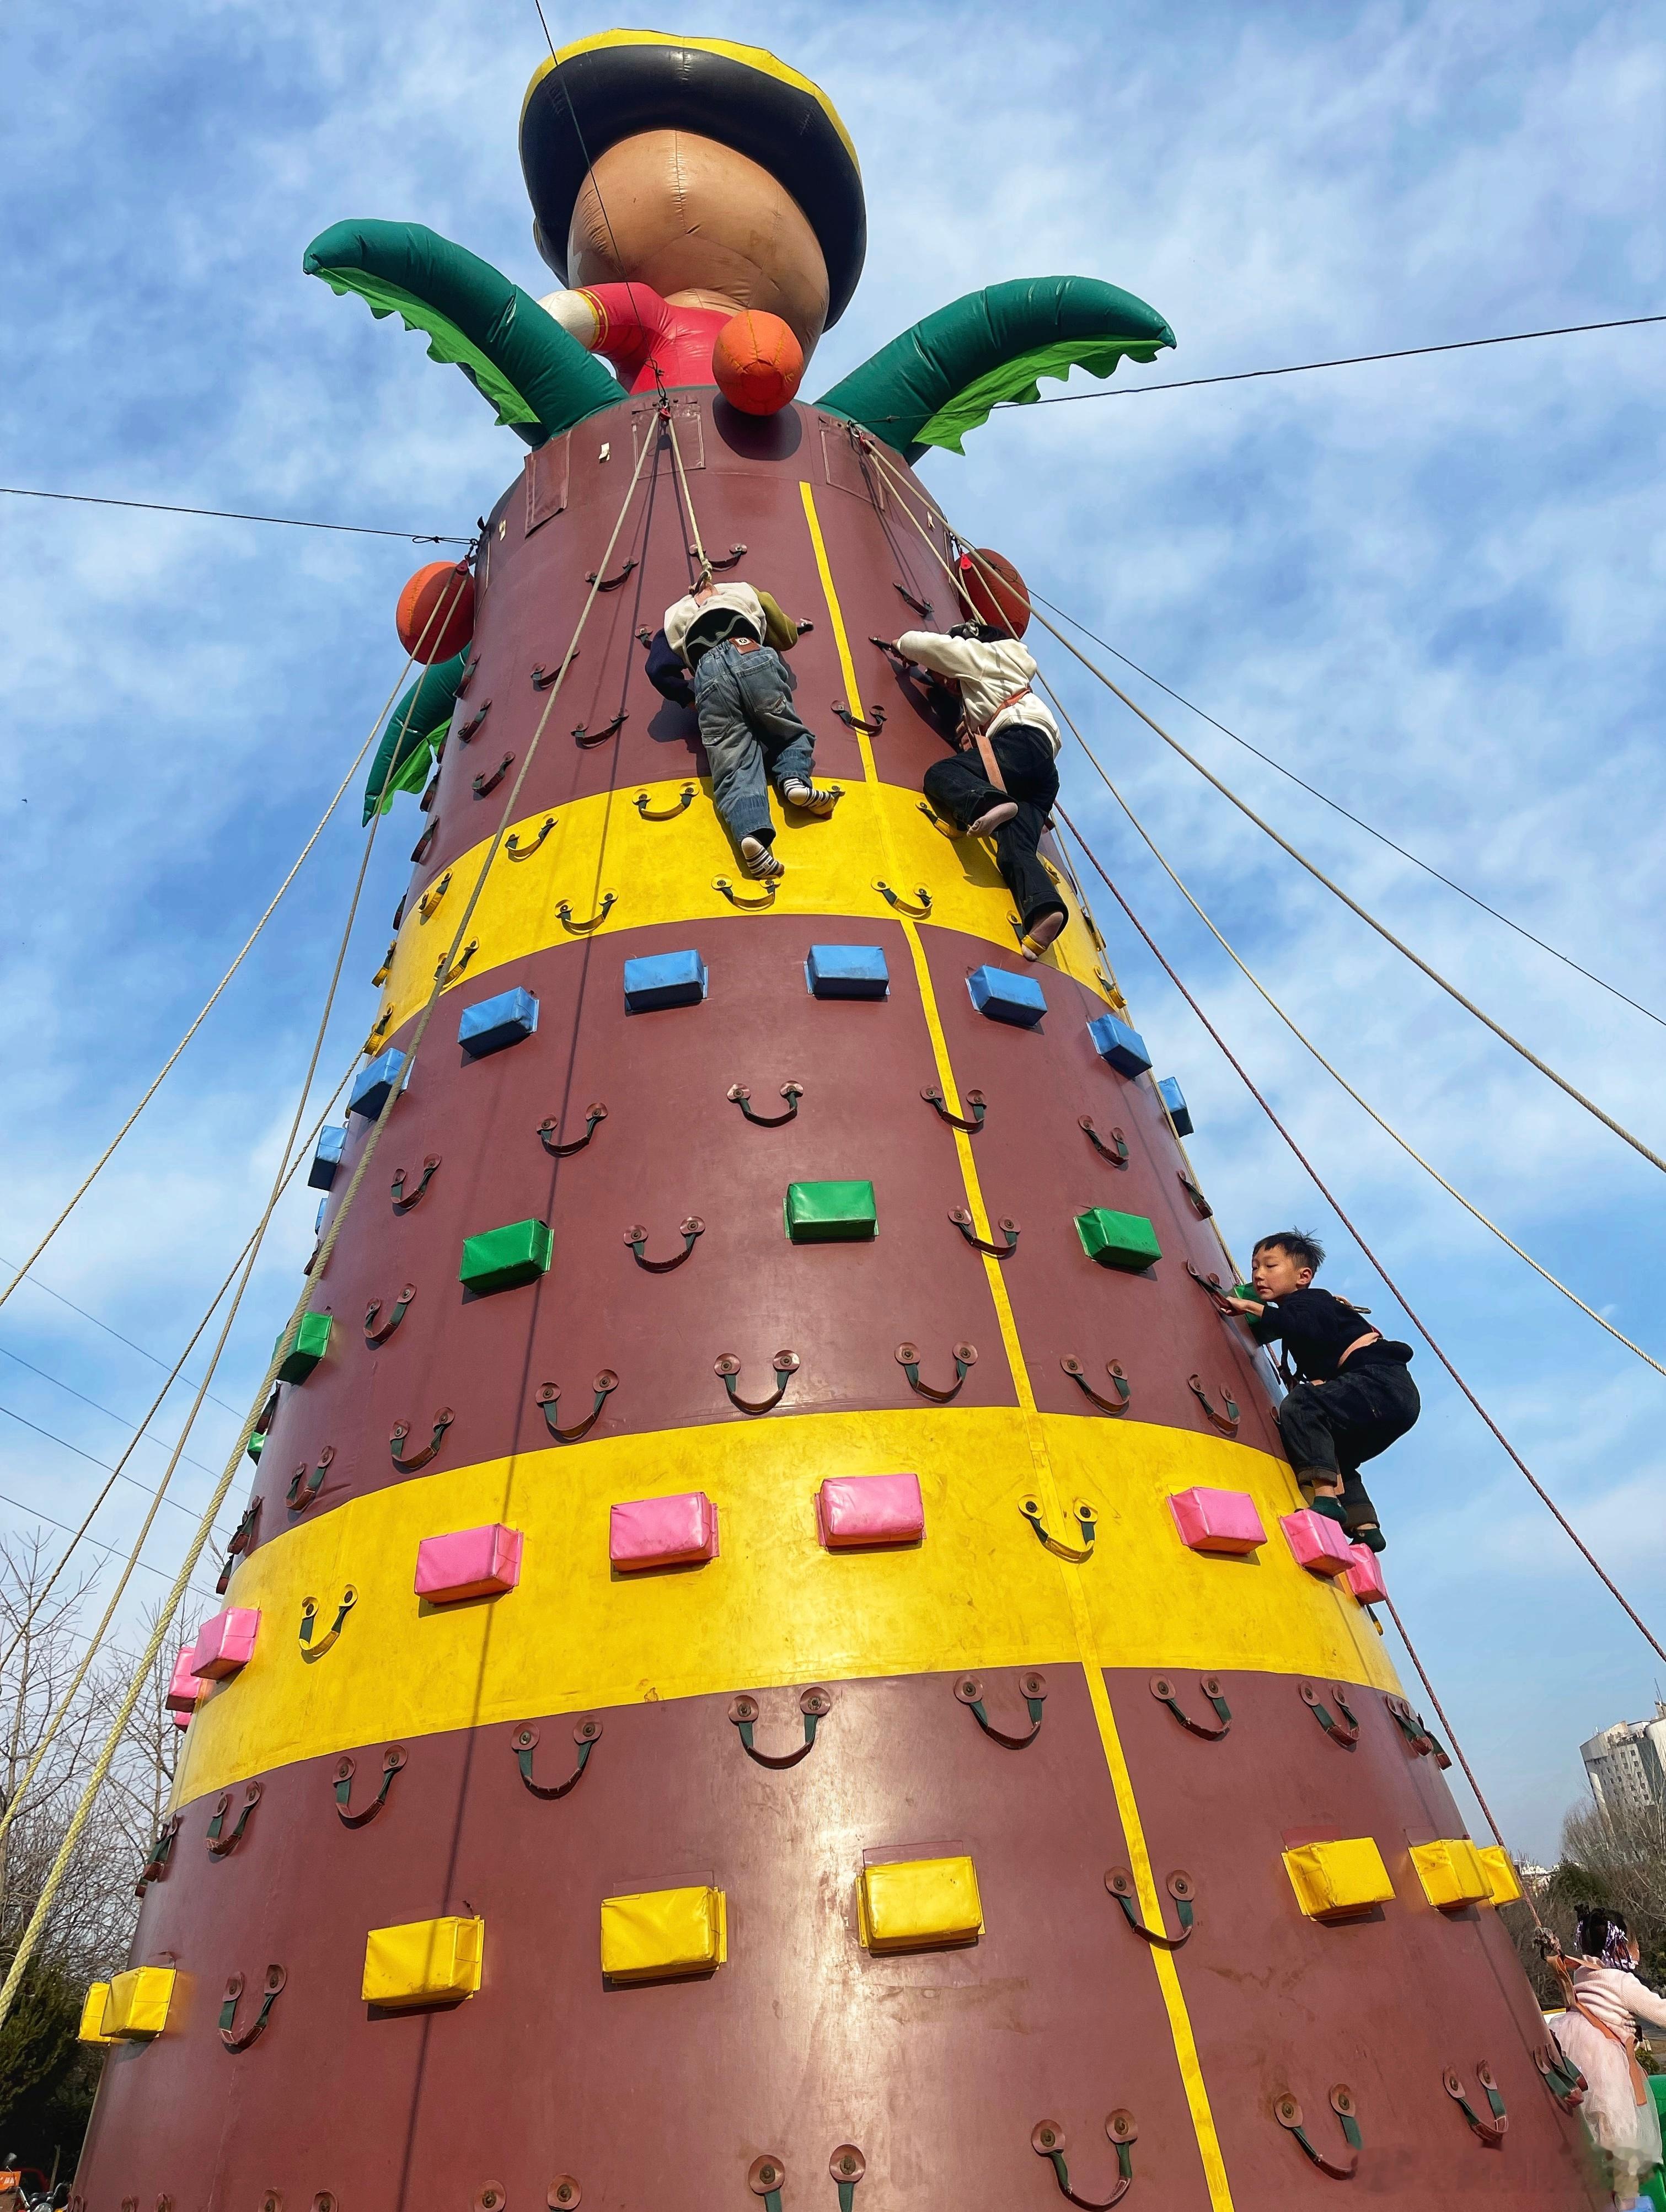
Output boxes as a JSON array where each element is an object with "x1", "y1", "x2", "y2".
[{"x1": 1552, "y1": 1909, "x2": 1666, "y2": 2207}]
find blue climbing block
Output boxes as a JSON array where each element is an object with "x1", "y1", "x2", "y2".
[
  {"x1": 1087, "y1": 1014, "x2": 1151, "y2": 1078},
  {"x1": 623, "y1": 949, "x2": 708, "y2": 1013},
  {"x1": 458, "y1": 986, "x2": 538, "y2": 1059},
  {"x1": 806, "y1": 945, "x2": 890, "y2": 1000},
  {"x1": 967, "y1": 966, "x2": 1047, "y2": 1027},
  {"x1": 349, "y1": 1048, "x2": 406, "y2": 1120},
  {"x1": 307, "y1": 1123, "x2": 346, "y2": 1190},
  {"x1": 314, "y1": 1196, "x2": 328, "y2": 1235},
  {"x1": 1157, "y1": 1076, "x2": 1193, "y2": 1136}
]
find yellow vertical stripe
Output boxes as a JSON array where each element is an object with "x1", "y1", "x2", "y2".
[{"x1": 799, "y1": 481, "x2": 878, "y2": 785}]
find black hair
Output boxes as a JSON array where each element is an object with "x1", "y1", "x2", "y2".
[
  {"x1": 947, "y1": 620, "x2": 1009, "y2": 644},
  {"x1": 1253, "y1": 1229, "x2": 1326, "y2": 1273},
  {"x1": 1576, "y1": 1906, "x2": 1628, "y2": 1959}
]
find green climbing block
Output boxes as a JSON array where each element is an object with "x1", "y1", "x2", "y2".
[
  {"x1": 459, "y1": 1217, "x2": 553, "y2": 1294},
  {"x1": 246, "y1": 1433, "x2": 265, "y2": 1464},
  {"x1": 1075, "y1": 1208, "x2": 1162, "y2": 1272},
  {"x1": 785, "y1": 1180, "x2": 877, "y2": 1244},
  {"x1": 274, "y1": 1310, "x2": 333, "y2": 1383}
]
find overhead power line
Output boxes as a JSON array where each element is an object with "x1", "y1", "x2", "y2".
[
  {"x1": 0, "y1": 1400, "x2": 234, "y2": 1539},
  {"x1": 0, "y1": 484, "x2": 471, "y2": 544},
  {"x1": 0, "y1": 1256, "x2": 248, "y2": 1421}
]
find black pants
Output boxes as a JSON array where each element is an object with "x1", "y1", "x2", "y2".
[
  {"x1": 1276, "y1": 1359, "x2": 1419, "y2": 1530},
  {"x1": 923, "y1": 726, "x2": 1066, "y2": 933}
]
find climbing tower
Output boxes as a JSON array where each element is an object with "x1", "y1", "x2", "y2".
[{"x1": 68, "y1": 386, "x2": 1604, "y2": 2212}]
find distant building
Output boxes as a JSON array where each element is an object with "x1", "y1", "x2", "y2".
[{"x1": 1582, "y1": 1704, "x2": 1666, "y2": 1814}]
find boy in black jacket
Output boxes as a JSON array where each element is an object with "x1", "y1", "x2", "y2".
[{"x1": 1222, "y1": 1230, "x2": 1417, "y2": 1552}]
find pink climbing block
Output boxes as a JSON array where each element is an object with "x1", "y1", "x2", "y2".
[
  {"x1": 609, "y1": 1492, "x2": 719, "y2": 1571},
  {"x1": 189, "y1": 1606, "x2": 260, "y2": 1681},
  {"x1": 1167, "y1": 1486, "x2": 1266, "y2": 1556},
  {"x1": 414, "y1": 1523, "x2": 524, "y2": 1603},
  {"x1": 817, "y1": 1472, "x2": 925, "y2": 1549},
  {"x1": 1280, "y1": 1508, "x2": 1356, "y2": 1579},
  {"x1": 1346, "y1": 1545, "x2": 1388, "y2": 1603},
  {"x1": 165, "y1": 1645, "x2": 204, "y2": 1718}
]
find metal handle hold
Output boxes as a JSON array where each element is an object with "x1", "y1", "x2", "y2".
[
  {"x1": 1177, "y1": 1171, "x2": 1213, "y2": 1219},
  {"x1": 365, "y1": 1284, "x2": 416, "y2": 1348},
  {"x1": 1385, "y1": 1694, "x2": 1453, "y2": 1768},
  {"x1": 1300, "y1": 1681, "x2": 1361, "y2": 1748},
  {"x1": 950, "y1": 1207, "x2": 1019, "y2": 1258},
  {"x1": 216, "y1": 1498, "x2": 261, "y2": 1594},
  {"x1": 748, "y1": 2156, "x2": 785, "y2": 2212},
  {"x1": 1062, "y1": 1357, "x2": 1131, "y2": 1414},
  {"x1": 557, "y1": 892, "x2": 615, "y2": 933},
  {"x1": 955, "y1": 1669, "x2": 1046, "y2": 1749},
  {"x1": 716, "y1": 1349, "x2": 800, "y2": 1416},
  {"x1": 728, "y1": 1686, "x2": 830, "y2": 1770},
  {"x1": 218, "y1": 1964, "x2": 285, "y2": 2053},
  {"x1": 539, "y1": 1103, "x2": 608, "y2": 1156},
  {"x1": 390, "y1": 1155, "x2": 441, "y2": 1213},
  {"x1": 1106, "y1": 1867, "x2": 1196, "y2": 1950},
  {"x1": 874, "y1": 880, "x2": 931, "y2": 915},
  {"x1": 1533, "y1": 2044, "x2": 1587, "y2": 2112},
  {"x1": 506, "y1": 815, "x2": 556, "y2": 859},
  {"x1": 410, "y1": 820, "x2": 437, "y2": 864},
  {"x1": 635, "y1": 785, "x2": 695, "y2": 821},
  {"x1": 896, "y1": 1341, "x2": 977, "y2": 1404},
  {"x1": 586, "y1": 557, "x2": 638, "y2": 592},
  {"x1": 1079, "y1": 1116, "x2": 1130, "y2": 1165},
  {"x1": 917, "y1": 801, "x2": 958, "y2": 839},
  {"x1": 334, "y1": 1746, "x2": 407, "y2": 1829},
  {"x1": 703, "y1": 543, "x2": 747, "y2": 571},
  {"x1": 1187, "y1": 1374, "x2": 1241, "y2": 1433},
  {"x1": 572, "y1": 711, "x2": 627, "y2": 748},
  {"x1": 530, "y1": 652, "x2": 582, "y2": 691},
  {"x1": 135, "y1": 1813, "x2": 182, "y2": 1893},
  {"x1": 1274, "y1": 2086, "x2": 1361, "y2": 2179},
  {"x1": 1021, "y1": 1495, "x2": 1096, "y2": 1562},
  {"x1": 206, "y1": 1781, "x2": 264, "y2": 1859},
  {"x1": 834, "y1": 701, "x2": 887, "y2": 735},
  {"x1": 433, "y1": 939, "x2": 479, "y2": 983},
  {"x1": 1185, "y1": 1261, "x2": 1239, "y2": 1313},
  {"x1": 728, "y1": 1081, "x2": 802, "y2": 1127},
  {"x1": 894, "y1": 582, "x2": 932, "y2": 617},
  {"x1": 624, "y1": 1217, "x2": 704, "y2": 1272},
  {"x1": 299, "y1": 1587, "x2": 357, "y2": 1658},
  {"x1": 417, "y1": 872, "x2": 452, "y2": 920},
  {"x1": 535, "y1": 1373, "x2": 618, "y2": 1443},
  {"x1": 1150, "y1": 1673, "x2": 1233, "y2": 1741},
  {"x1": 472, "y1": 752, "x2": 514, "y2": 798},
  {"x1": 512, "y1": 1718, "x2": 602, "y2": 1799},
  {"x1": 1444, "y1": 2065, "x2": 1507, "y2": 2147},
  {"x1": 371, "y1": 942, "x2": 395, "y2": 988},
  {"x1": 456, "y1": 701, "x2": 491, "y2": 743},
  {"x1": 390, "y1": 1408, "x2": 453, "y2": 1471},
  {"x1": 829, "y1": 2145, "x2": 866, "y2": 2212},
  {"x1": 714, "y1": 874, "x2": 777, "y2": 910},
  {"x1": 1030, "y1": 2114, "x2": 1138, "y2": 2209},
  {"x1": 286, "y1": 1446, "x2": 334, "y2": 1514},
  {"x1": 922, "y1": 1085, "x2": 987, "y2": 1133}
]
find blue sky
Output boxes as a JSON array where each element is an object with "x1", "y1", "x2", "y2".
[{"x1": 1, "y1": 0, "x2": 1662, "y2": 1857}]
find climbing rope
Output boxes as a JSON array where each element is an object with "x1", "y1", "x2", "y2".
[
  {"x1": 664, "y1": 405, "x2": 711, "y2": 579},
  {"x1": 855, "y1": 436, "x2": 1666, "y2": 1179},
  {"x1": 1035, "y1": 676, "x2": 1666, "y2": 1386},
  {"x1": 0, "y1": 561, "x2": 475, "y2": 1315}
]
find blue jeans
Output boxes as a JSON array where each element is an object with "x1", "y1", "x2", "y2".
[{"x1": 692, "y1": 641, "x2": 817, "y2": 846}]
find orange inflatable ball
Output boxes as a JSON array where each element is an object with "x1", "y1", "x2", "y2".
[
  {"x1": 713, "y1": 309, "x2": 805, "y2": 415},
  {"x1": 397, "y1": 560, "x2": 475, "y2": 663},
  {"x1": 957, "y1": 548, "x2": 1031, "y2": 638}
]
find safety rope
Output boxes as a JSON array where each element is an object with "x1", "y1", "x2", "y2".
[
  {"x1": 1036, "y1": 676, "x2": 1666, "y2": 1386},
  {"x1": 664, "y1": 406, "x2": 710, "y2": 579},
  {"x1": 855, "y1": 436, "x2": 1666, "y2": 1179},
  {"x1": 0, "y1": 563, "x2": 475, "y2": 1314}
]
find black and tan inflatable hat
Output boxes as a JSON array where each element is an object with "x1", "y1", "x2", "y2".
[{"x1": 521, "y1": 29, "x2": 866, "y2": 326}]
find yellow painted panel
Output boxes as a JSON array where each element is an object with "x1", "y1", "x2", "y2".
[
  {"x1": 1408, "y1": 1838, "x2": 1492, "y2": 1910},
  {"x1": 362, "y1": 1915, "x2": 484, "y2": 2006},
  {"x1": 1477, "y1": 1844, "x2": 1523, "y2": 1907},
  {"x1": 78, "y1": 1983, "x2": 114, "y2": 2045},
  {"x1": 858, "y1": 1856, "x2": 983, "y2": 1952},
  {"x1": 376, "y1": 778, "x2": 1115, "y2": 1036},
  {"x1": 1282, "y1": 1838, "x2": 1396, "y2": 1919},
  {"x1": 600, "y1": 1886, "x2": 727, "y2": 1981},
  {"x1": 105, "y1": 1966, "x2": 176, "y2": 2039},
  {"x1": 176, "y1": 1410, "x2": 1400, "y2": 1807}
]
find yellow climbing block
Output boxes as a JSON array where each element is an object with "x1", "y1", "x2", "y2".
[
  {"x1": 858, "y1": 1855, "x2": 984, "y2": 1953},
  {"x1": 104, "y1": 1965, "x2": 176, "y2": 2039},
  {"x1": 361, "y1": 1914, "x2": 484, "y2": 2006},
  {"x1": 77, "y1": 1983, "x2": 114, "y2": 2045},
  {"x1": 1477, "y1": 1844, "x2": 1523, "y2": 1907},
  {"x1": 600, "y1": 1884, "x2": 727, "y2": 1982},
  {"x1": 1282, "y1": 1838, "x2": 1395, "y2": 1921},
  {"x1": 1409, "y1": 1838, "x2": 1493, "y2": 1911}
]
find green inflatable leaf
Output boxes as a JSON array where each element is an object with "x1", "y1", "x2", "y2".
[{"x1": 363, "y1": 652, "x2": 469, "y2": 824}]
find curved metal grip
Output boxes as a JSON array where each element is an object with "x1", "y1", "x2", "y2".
[
  {"x1": 714, "y1": 874, "x2": 778, "y2": 910},
  {"x1": 716, "y1": 1349, "x2": 800, "y2": 1416},
  {"x1": 1187, "y1": 1374, "x2": 1241, "y2": 1433},
  {"x1": 416, "y1": 871, "x2": 452, "y2": 920},
  {"x1": 472, "y1": 752, "x2": 514, "y2": 798},
  {"x1": 433, "y1": 938, "x2": 478, "y2": 983},
  {"x1": 572, "y1": 711, "x2": 627, "y2": 748},
  {"x1": 557, "y1": 892, "x2": 616, "y2": 933},
  {"x1": 829, "y1": 2144, "x2": 866, "y2": 2212},
  {"x1": 530, "y1": 654, "x2": 579, "y2": 691},
  {"x1": 728, "y1": 1081, "x2": 802, "y2": 1126},
  {"x1": 955, "y1": 1669, "x2": 1046, "y2": 1749},
  {"x1": 1021, "y1": 1495, "x2": 1096, "y2": 1562},
  {"x1": 728, "y1": 1686, "x2": 829, "y2": 1769},
  {"x1": 1106, "y1": 1867, "x2": 1196, "y2": 1949},
  {"x1": 703, "y1": 542, "x2": 747, "y2": 571},
  {"x1": 834, "y1": 701, "x2": 887, "y2": 735},
  {"x1": 390, "y1": 1155, "x2": 441, "y2": 1213},
  {"x1": 1184, "y1": 1261, "x2": 1238, "y2": 1313},
  {"x1": 1300, "y1": 1681, "x2": 1361, "y2": 1748},
  {"x1": 917, "y1": 801, "x2": 958, "y2": 840},
  {"x1": 1385, "y1": 1694, "x2": 1453, "y2": 1768},
  {"x1": 218, "y1": 1964, "x2": 285, "y2": 2053},
  {"x1": 298, "y1": 1587, "x2": 357, "y2": 1658},
  {"x1": 135, "y1": 1813, "x2": 182, "y2": 1893},
  {"x1": 365, "y1": 1285, "x2": 416, "y2": 1349},
  {"x1": 624, "y1": 1218, "x2": 704, "y2": 1273},
  {"x1": 1177, "y1": 1171, "x2": 1213, "y2": 1219},
  {"x1": 1274, "y1": 2087, "x2": 1361, "y2": 2179},
  {"x1": 286, "y1": 1446, "x2": 334, "y2": 1514},
  {"x1": 216, "y1": 1498, "x2": 261, "y2": 1593},
  {"x1": 371, "y1": 941, "x2": 395, "y2": 988},
  {"x1": 538, "y1": 1103, "x2": 607, "y2": 1157},
  {"x1": 897, "y1": 1341, "x2": 977, "y2": 1404},
  {"x1": 635, "y1": 784, "x2": 695, "y2": 821},
  {"x1": 506, "y1": 815, "x2": 556, "y2": 860},
  {"x1": 334, "y1": 1746, "x2": 407, "y2": 1829},
  {"x1": 1444, "y1": 2065, "x2": 1507, "y2": 2147},
  {"x1": 1150, "y1": 1673, "x2": 1233, "y2": 1740},
  {"x1": 456, "y1": 701, "x2": 491, "y2": 744},
  {"x1": 206, "y1": 1781, "x2": 263, "y2": 1858},
  {"x1": 409, "y1": 819, "x2": 437, "y2": 864},
  {"x1": 950, "y1": 1207, "x2": 1019, "y2": 1258},
  {"x1": 1030, "y1": 2115, "x2": 1137, "y2": 2209},
  {"x1": 922, "y1": 1085, "x2": 987, "y2": 1133},
  {"x1": 1533, "y1": 2043, "x2": 1587, "y2": 2112},
  {"x1": 512, "y1": 1717, "x2": 601, "y2": 1799},
  {"x1": 535, "y1": 1373, "x2": 618, "y2": 1443},
  {"x1": 586, "y1": 557, "x2": 638, "y2": 592},
  {"x1": 1062, "y1": 1357, "x2": 1131, "y2": 1414},
  {"x1": 874, "y1": 880, "x2": 931, "y2": 915},
  {"x1": 390, "y1": 1409, "x2": 453, "y2": 1471}
]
